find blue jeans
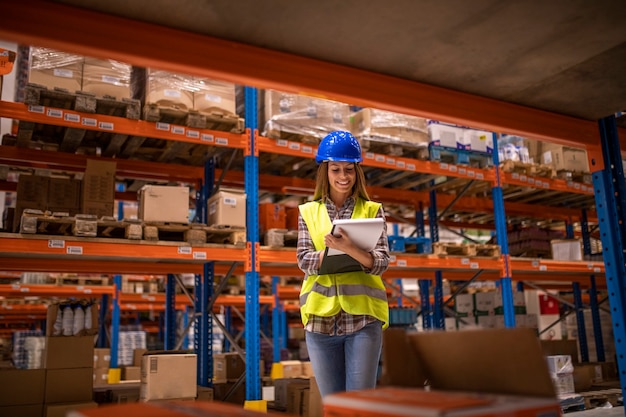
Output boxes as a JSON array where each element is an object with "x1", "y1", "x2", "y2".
[{"x1": 305, "y1": 321, "x2": 383, "y2": 398}]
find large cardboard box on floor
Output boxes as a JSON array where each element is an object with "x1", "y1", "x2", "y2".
[
  {"x1": 358, "y1": 328, "x2": 561, "y2": 417},
  {"x1": 0, "y1": 368, "x2": 45, "y2": 406},
  {"x1": 66, "y1": 400, "x2": 287, "y2": 416},
  {"x1": 138, "y1": 185, "x2": 190, "y2": 224},
  {"x1": 43, "y1": 335, "x2": 95, "y2": 369},
  {"x1": 207, "y1": 189, "x2": 246, "y2": 228},
  {"x1": 140, "y1": 352, "x2": 197, "y2": 402}
]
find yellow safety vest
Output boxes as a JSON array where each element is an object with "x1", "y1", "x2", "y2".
[{"x1": 298, "y1": 198, "x2": 389, "y2": 329}]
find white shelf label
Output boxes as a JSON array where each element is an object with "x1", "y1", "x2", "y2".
[
  {"x1": 396, "y1": 161, "x2": 405, "y2": 169},
  {"x1": 47, "y1": 108, "x2": 63, "y2": 118},
  {"x1": 397, "y1": 259, "x2": 407, "y2": 267},
  {"x1": 64, "y1": 113, "x2": 80, "y2": 123},
  {"x1": 186, "y1": 130, "x2": 200, "y2": 139},
  {"x1": 216, "y1": 137, "x2": 229, "y2": 146},
  {"x1": 390, "y1": 255, "x2": 397, "y2": 263},
  {"x1": 28, "y1": 105, "x2": 45, "y2": 114},
  {"x1": 171, "y1": 126, "x2": 185, "y2": 135},
  {"x1": 67, "y1": 246, "x2": 83, "y2": 255},
  {"x1": 302, "y1": 145, "x2": 313, "y2": 154},
  {"x1": 539, "y1": 265, "x2": 547, "y2": 271},
  {"x1": 375, "y1": 155, "x2": 385, "y2": 162},
  {"x1": 470, "y1": 262, "x2": 479, "y2": 269},
  {"x1": 467, "y1": 170, "x2": 476, "y2": 178},
  {"x1": 461, "y1": 258, "x2": 470, "y2": 265},
  {"x1": 385, "y1": 157, "x2": 395, "y2": 165},
  {"x1": 156, "y1": 122, "x2": 170, "y2": 131},
  {"x1": 449, "y1": 165, "x2": 457, "y2": 173},
  {"x1": 407, "y1": 163, "x2": 416, "y2": 171},
  {"x1": 98, "y1": 121, "x2": 114, "y2": 131},
  {"x1": 365, "y1": 152, "x2": 375, "y2": 160},
  {"x1": 82, "y1": 117, "x2": 97, "y2": 127},
  {"x1": 48, "y1": 240, "x2": 65, "y2": 249},
  {"x1": 458, "y1": 167, "x2": 467, "y2": 175},
  {"x1": 512, "y1": 173, "x2": 520, "y2": 180},
  {"x1": 277, "y1": 139, "x2": 288, "y2": 147},
  {"x1": 178, "y1": 247, "x2": 192, "y2": 255},
  {"x1": 201, "y1": 133, "x2": 214, "y2": 142},
  {"x1": 288, "y1": 142, "x2": 301, "y2": 150},
  {"x1": 193, "y1": 251, "x2": 207, "y2": 260},
  {"x1": 476, "y1": 172, "x2": 484, "y2": 180}
]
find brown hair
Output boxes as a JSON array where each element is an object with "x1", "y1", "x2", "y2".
[{"x1": 312, "y1": 162, "x2": 370, "y2": 201}]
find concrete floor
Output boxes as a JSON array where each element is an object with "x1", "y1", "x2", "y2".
[{"x1": 573, "y1": 405, "x2": 624, "y2": 416}]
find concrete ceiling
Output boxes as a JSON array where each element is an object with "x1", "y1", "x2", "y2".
[{"x1": 50, "y1": 0, "x2": 626, "y2": 123}]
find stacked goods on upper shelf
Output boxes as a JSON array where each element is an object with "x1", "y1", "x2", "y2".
[
  {"x1": 499, "y1": 134, "x2": 591, "y2": 182},
  {"x1": 144, "y1": 69, "x2": 242, "y2": 132},
  {"x1": 350, "y1": 108, "x2": 430, "y2": 159},
  {"x1": 29, "y1": 46, "x2": 132, "y2": 99}
]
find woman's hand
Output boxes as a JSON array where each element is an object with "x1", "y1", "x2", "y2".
[{"x1": 324, "y1": 227, "x2": 374, "y2": 269}]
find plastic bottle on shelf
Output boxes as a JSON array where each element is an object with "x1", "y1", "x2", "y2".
[
  {"x1": 73, "y1": 303, "x2": 85, "y2": 335},
  {"x1": 62, "y1": 303, "x2": 74, "y2": 336},
  {"x1": 84, "y1": 303, "x2": 92, "y2": 332},
  {"x1": 52, "y1": 304, "x2": 63, "y2": 336}
]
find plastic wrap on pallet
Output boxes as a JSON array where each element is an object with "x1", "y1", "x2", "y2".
[
  {"x1": 193, "y1": 77, "x2": 237, "y2": 116},
  {"x1": 427, "y1": 120, "x2": 470, "y2": 150},
  {"x1": 498, "y1": 134, "x2": 532, "y2": 163},
  {"x1": 350, "y1": 108, "x2": 429, "y2": 149},
  {"x1": 263, "y1": 90, "x2": 352, "y2": 142},
  {"x1": 145, "y1": 69, "x2": 196, "y2": 110},
  {"x1": 82, "y1": 57, "x2": 131, "y2": 99},
  {"x1": 28, "y1": 46, "x2": 84, "y2": 92}
]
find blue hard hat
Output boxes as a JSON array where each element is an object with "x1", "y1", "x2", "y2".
[{"x1": 315, "y1": 131, "x2": 363, "y2": 163}]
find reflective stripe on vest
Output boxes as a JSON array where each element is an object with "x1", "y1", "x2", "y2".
[{"x1": 298, "y1": 198, "x2": 389, "y2": 328}]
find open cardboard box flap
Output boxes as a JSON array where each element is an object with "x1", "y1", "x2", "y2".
[{"x1": 381, "y1": 327, "x2": 556, "y2": 398}]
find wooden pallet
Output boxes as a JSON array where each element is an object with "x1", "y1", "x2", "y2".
[
  {"x1": 556, "y1": 169, "x2": 593, "y2": 185},
  {"x1": 432, "y1": 242, "x2": 477, "y2": 256},
  {"x1": 262, "y1": 228, "x2": 298, "y2": 248},
  {"x1": 579, "y1": 388, "x2": 622, "y2": 409},
  {"x1": 429, "y1": 145, "x2": 493, "y2": 168},
  {"x1": 500, "y1": 160, "x2": 556, "y2": 179},
  {"x1": 19, "y1": 210, "x2": 142, "y2": 239},
  {"x1": 49, "y1": 274, "x2": 111, "y2": 286}
]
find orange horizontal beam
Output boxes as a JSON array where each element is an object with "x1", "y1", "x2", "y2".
[
  {"x1": 0, "y1": 234, "x2": 245, "y2": 263},
  {"x1": 2, "y1": 0, "x2": 623, "y2": 151},
  {"x1": 0, "y1": 284, "x2": 114, "y2": 297},
  {"x1": 0, "y1": 145, "x2": 204, "y2": 184},
  {"x1": 258, "y1": 136, "x2": 495, "y2": 183},
  {"x1": 0, "y1": 101, "x2": 247, "y2": 150}
]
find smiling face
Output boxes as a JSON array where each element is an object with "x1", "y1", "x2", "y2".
[{"x1": 327, "y1": 161, "x2": 356, "y2": 199}]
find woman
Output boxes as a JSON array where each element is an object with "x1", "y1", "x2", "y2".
[{"x1": 296, "y1": 130, "x2": 390, "y2": 399}]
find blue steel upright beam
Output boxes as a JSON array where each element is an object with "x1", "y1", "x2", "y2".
[
  {"x1": 272, "y1": 276, "x2": 282, "y2": 363},
  {"x1": 428, "y1": 182, "x2": 444, "y2": 327},
  {"x1": 588, "y1": 275, "x2": 605, "y2": 362},
  {"x1": 244, "y1": 86, "x2": 261, "y2": 402},
  {"x1": 492, "y1": 134, "x2": 515, "y2": 327},
  {"x1": 195, "y1": 157, "x2": 215, "y2": 387},
  {"x1": 419, "y1": 280, "x2": 432, "y2": 330},
  {"x1": 572, "y1": 282, "x2": 589, "y2": 362},
  {"x1": 592, "y1": 115, "x2": 626, "y2": 398},
  {"x1": 108, "y1": 274, "x2": 122, "y2": 382},
  {"x1": 164, "y1": 274, "x2": 177, "y2": 350},
  {"x1": 97, "y1": 294, "x2": 109, "y2": 348}
]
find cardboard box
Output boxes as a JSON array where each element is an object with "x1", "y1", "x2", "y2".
[
  {"x1": 259, "y1": 203, "x2": 286, "y2": 232},
  {"x1": 45, "y1": 367, "x2": 94, "y2": 403},
  {"x1": 427, "y1": 120, "x2": 470, "y2": 150},
  {"x1": 551, "y1": 239, "x2": 583, "y2": 261},
  {"x1": 541, "y1": 143, "x2": 589, "y2": 172},
  {"x1": 196, "y1": 386, "x2": 214, "y2": 402},
  {"x1": 350, "y1": 108, "x2": 429, "y2": 147},
  {"x1": 47, "y1": 177, "x2": 82, "y2": 211},
  {"x1": 45, "y1": 401, "x2": 98, "y2": 417},
  {"x1": 286, "y1": 206, "x2": 300, "y2": 231},
  {"x1": 93, "y1": 367, "x2": 109, "y2": 388},
  {"x1": 324, "y1": 388, "x2": 561, "y2": 417},
  {"x1": 280, "y1": 360, "x2": 303, "y2": 379},
  {"x1": 193, "y1": 78, "x2": 237, "y2": 115},
  {"x1": 140, "y1": 353, "x2": 197, "y2": 401},
  {"x1": 146, "y1": 69, "x2": 195, "y2": 110},
  {"x1": 309, "y1": 377, "x2": 323, "y2": 417},
  {"x1": 82, "y1": 159, "x2": 116, "y2": 204},
  {"x1": 464, "y1": 127, "x2": 494, "y2": 154},
  {"x1": 207, "y1": 189, "x2": 246, "y2": 228},
  {"x1": 0, "y1": 368, "x2": 45, "y2": 406},
  {"x1": 82, "y1": 57, "x2": 131, "y2": 99},
  {"x1": 213, "y1": 352, "x2": 245, "y2": 381},
  {"x1": 123, "y1": 366, "x2": 141, "y2": 381},
  {"x1": 43, "y1": 335, "x2": 95, "y2": 369},
  {"x1": 0, "y1": 404, "x2": 43, "y2": 417},
  {"x1": 133, "y1": 348, "x2": 148, "y2": 367},
  {"x1": 274, "y1": 378, "x2": 309, "y2": 411},
  {"x1": 93, "y1": 348, "x2": 111, "y2": 369},
  {"x1": 138, "y1": 185, "x2": 190, "y2": 224},
  {"x1": 14, "y1": 174, "x2": 49, "y2": 232},
  {"x1": 380, "y1": 328, "x2": 556, "y2": 398},
  {"x1": 66, "y1": 401, "x2": 287, "y2": 416},
  {"x1": 29, "y1": 47, "x2": 83, "y2": 93}
]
